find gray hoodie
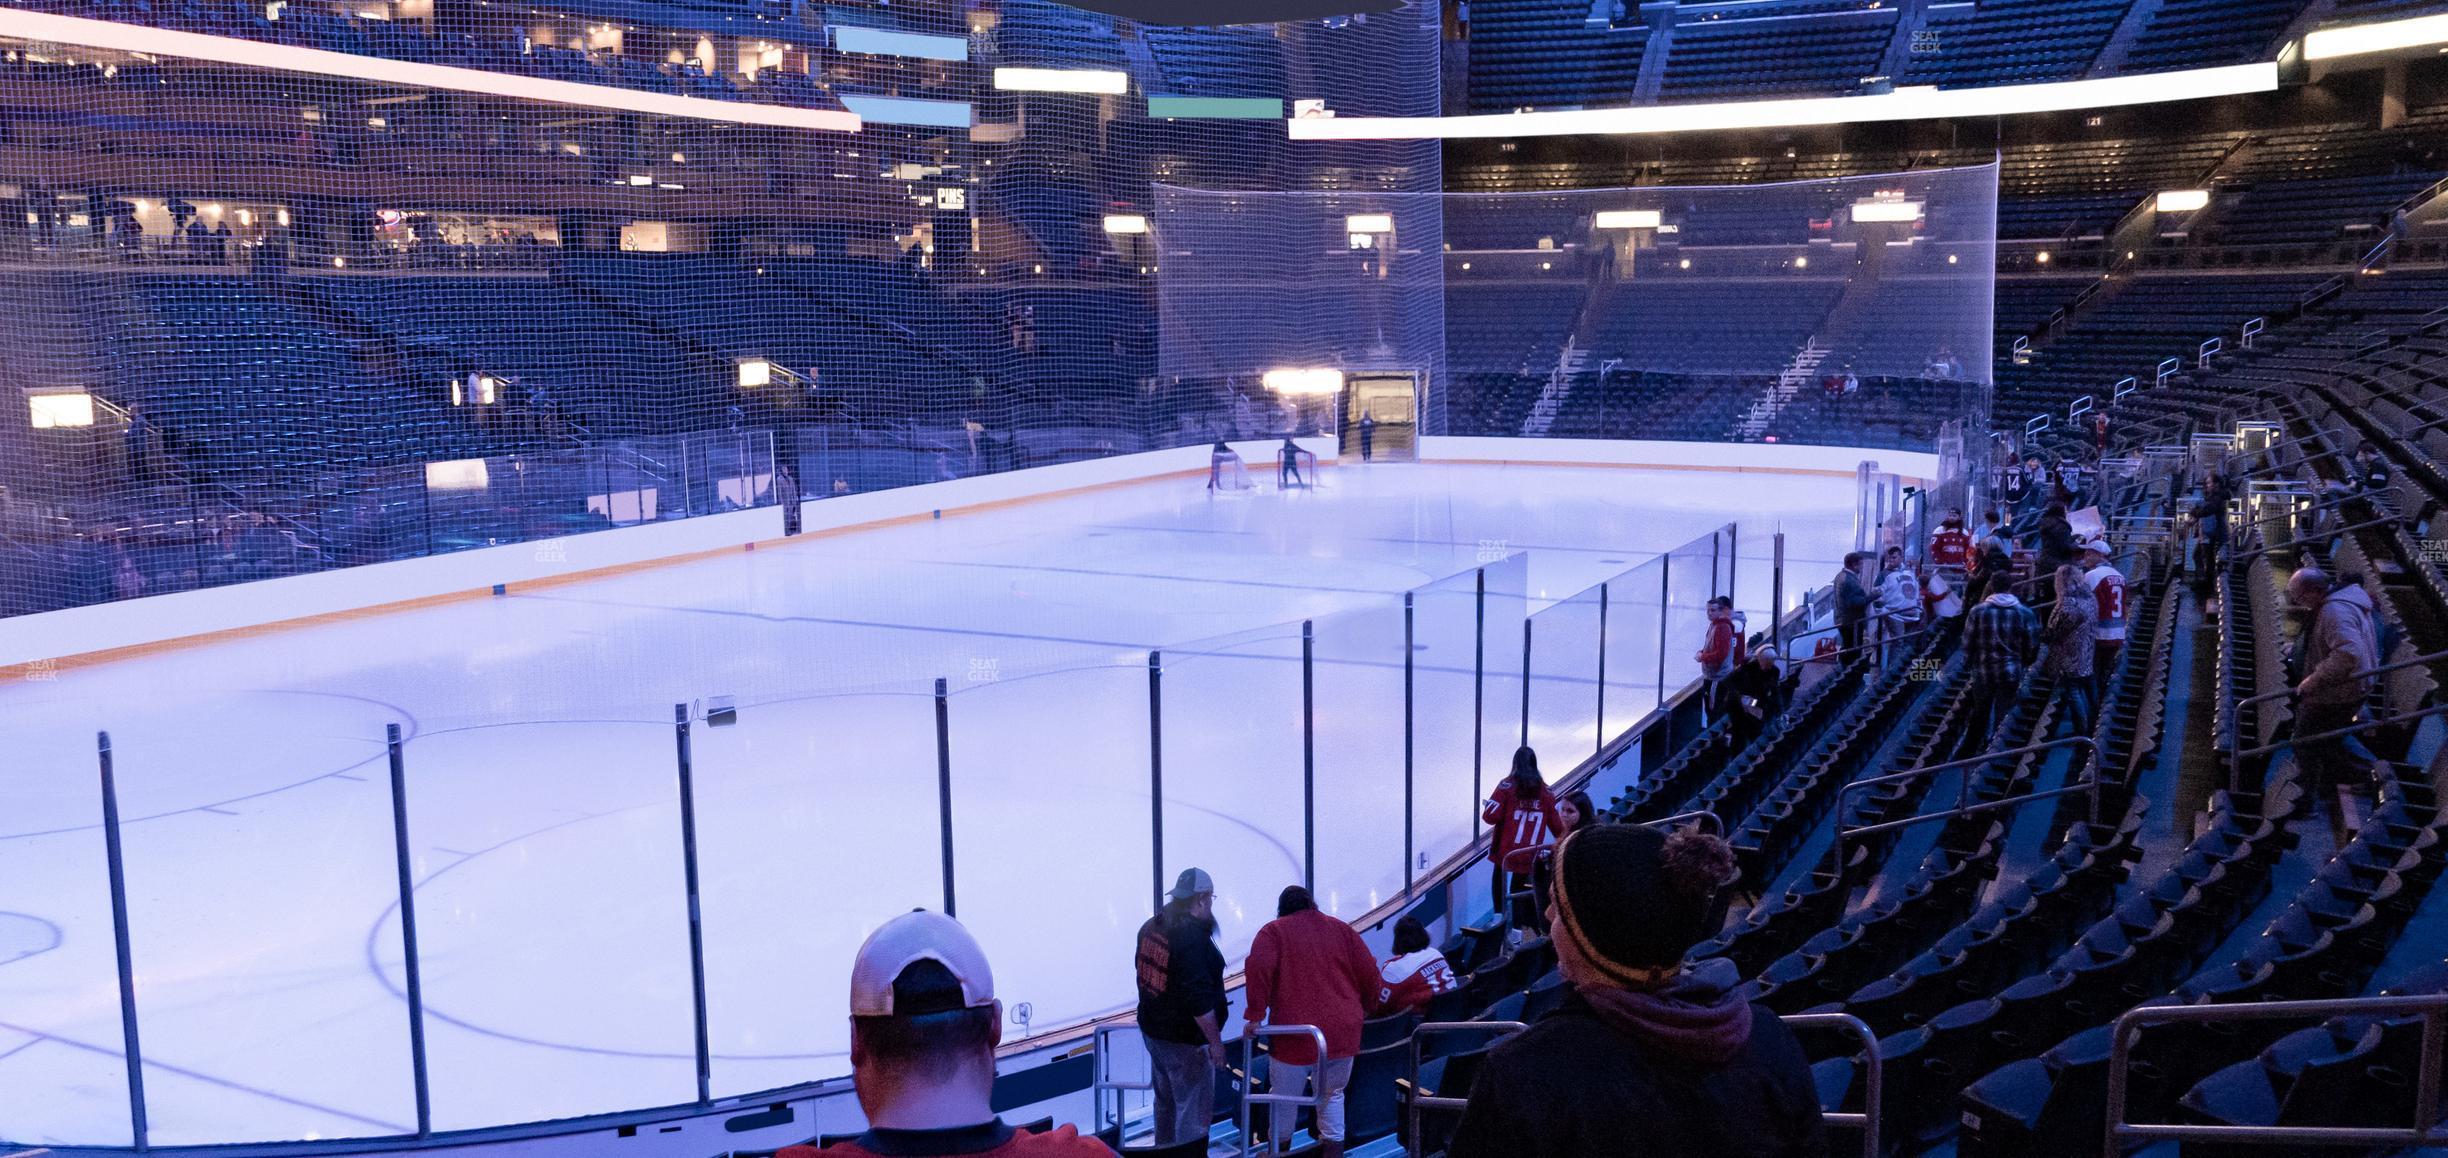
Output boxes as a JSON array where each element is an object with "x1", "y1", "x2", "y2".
[{"x1": 2301, "y1": 582, "x2": 2381, "y2": 707}]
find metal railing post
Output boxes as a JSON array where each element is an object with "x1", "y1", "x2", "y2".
[
  {"x1": 1596, "y1": 582, "x2": 1610, "y2": 755},
  {"x1": 1474, "y1": 569, "x2": 1485, "y2": 836},
  {"x1": 385, "y1": 723, "x2": 433, "y2": 1136},
  {"x1": 1149, "y1": 651, "x2": 1165, "y2": 915},
  {"x1": 97, "y1": 731, "x2": 149, "y2": 1150},
  {"x1": 1782, "y1": 1012, "x2": 1882, "y2": 1158},
  {"x1": 1241, "y1": 1024, "x2": 1334, "y2": 1157},
  {"x1": 1519, "y1": 617, "x2": 1532, "y2": 749},
  {"x1": 935, "y1": 678, "x2": 956, "y2": 918},
  {"x1": 1303, "y1": 620, "x2": 1316, "y2": 895},
  {"x1": 1404, "y1": 1022, "x2": 1529, "y2": 1153},
  {"x1": 1404, "y1": 595, "x2": 1416, "y2": 891},
  {"x1": 1658, "y1": 552, "x2": 1672, "y2": 707},
  {"x1": 2104, "y1": 993, "x2": 2448, "y2": 1155},
  {"x1": 1772, "y1": 532, "x2": 1786, "y2": 658},
  {"x1": 672, "y1": 704, "x2": 713, "y2": 1104}
]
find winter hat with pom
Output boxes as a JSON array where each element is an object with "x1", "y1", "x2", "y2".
[{"x1": 1551, "y1": 822, "x2": 1739, "y2": 985}]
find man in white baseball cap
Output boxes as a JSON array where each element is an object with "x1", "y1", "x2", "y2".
[{"x1": 781, "y1": 911, "x2": 1108, "y2": 1157}]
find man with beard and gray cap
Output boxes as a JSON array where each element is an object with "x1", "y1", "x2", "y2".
[{"x1": 1134, "y1": 868, "x2": 1228, "y2": 1147}]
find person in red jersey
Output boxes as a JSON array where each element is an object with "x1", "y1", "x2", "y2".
[
  {"x1": 783, "y1": 911, "x2": 1108, "y2": 1158},
  {"x1": 1929, "y1": 509, "x2": 1972, "y2": 570},
  {"x1": 1482, "y1": 746, "x2": 1562, "y2": 931},
  {"x1": 1379, "y1": 915, "x2": 1460, "y2": 1014}
]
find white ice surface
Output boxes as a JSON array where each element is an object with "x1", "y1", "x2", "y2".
[{"x1": 0, "y1": 462, "x2": 1858, "y2": 1146}]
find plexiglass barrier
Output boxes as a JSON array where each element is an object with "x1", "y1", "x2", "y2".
[{"x1": 2, "y1": 523, "x2": 1771, "y2": 1148}]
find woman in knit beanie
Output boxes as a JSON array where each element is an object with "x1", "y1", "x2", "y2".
[{"x1": 1449, "y1": 824, "x2": 1829, "y2": 1158}]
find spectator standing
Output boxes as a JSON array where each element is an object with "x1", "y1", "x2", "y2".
[
  {"x1": 787, "y1": 912, "x2": 1107, "y2": 1158},
  {"x1": 1973, "y1": 507, "x2": 2007, "y2": 554},
  {"x1": 2031, "y1": 503, "x2": 2077, "y2": 596},
  {"x1": 2042, "y1": 565, "x2": 2098, "y2": 739},
  {"x1": 1134, "y1": 869, "x2": 1228, "y2": 1148},
  {"x1": 1243, "y1": 886, "x2": 1384, "y2": 1158},
  {"x1": 1482, "y1": 747, "x2": 1562, "y2": 932},
  {"x1": 1720, "y1": 645, "x2": 1786, "y2": 751},
  {"x1": 2000, "y1": 458, "x2": 2031, "y2": 511},
  {"x1": 2081, "y1": 538, "x2": 2126, "y2": 701},
  {"x1": 1930, "y1": 509, "x2": 1972, "y2": 570},
  {"x1": 1877, "y1": 559, "x2": 1924, "y2": 652},
  {"x1": 1696, "y1": 595, "x2": 1744, "y2": 704},
  {"x1": 1447, "y1": 825, "x2": 1827, "y2": 1158},
  {"x1": 1955, "y1": 588, "x2": 2041, "y2": 760},
  {"x1": 2289, "y1": 567, "x2": 2381, "y2": 810},
  {"x1": 1834, "y1": 552, "x2": 1873, "y2": 654},
  {"x1": 1923, "y1": 565, "x2": 1965, "y2": 630},
  {"x1": 1378, "y1": 916, "x2": 1459, "y2": 1014}
]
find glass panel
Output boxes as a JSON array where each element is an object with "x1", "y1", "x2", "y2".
[
  {"x1": 1163, "y1": 625, "x2": 1307, "y2": 965},
  {"x1": 115, "y1": 718, "x2": 412, "y2": 1143},
  {"x1": 1477, "y1": 551, "x2": 1532, "y2": 804},
  {"x1": 950, "y1": 662, "x2": 1153, "y2": 1040},
  {"x1": 0, "y1": 698, "x2": 136, "y2": 1146},
  {"x1": 693, "y1": 689, "x2": 941, "y2": 1098},
  {"x1": 1410, "y1": 569, "x2": 1486, "y2": 880},
  {"x1": 1309, "y1": 597, "x2": 1409, "y2": 920},
  {"x1": 1663, "y1": 535, "x2": 1723, "y2": 702},
  {"x1": 1600, "y1": 556, "x2": 1666, "y2": 740},
  {"x1": 1525, "y1": 587, "x2": 1603, "y2": 765},
  {"x1": 405, "y1": 715, "x2": 697, "y2": 1130}
]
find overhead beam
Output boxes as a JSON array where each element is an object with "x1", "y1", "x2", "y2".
[{"x1": 0, "y1": 7, "x2": 863, "y2": 133}]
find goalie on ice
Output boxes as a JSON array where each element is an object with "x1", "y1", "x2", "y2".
[{"x1": 1208, "y1": 440, "x2": 1253, "y2": 493}]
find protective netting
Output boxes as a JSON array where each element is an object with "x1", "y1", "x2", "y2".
[
  {"x1": 1156, "y1": 163, "x2": 1997, "y2": 446},
  {"x1": 0, "y1": 0, "x2": 1440, "y2": 619}
]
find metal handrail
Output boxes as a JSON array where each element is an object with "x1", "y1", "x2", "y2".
[
  {"x1": 2231, "y1": 443, "x2": 2349, "y2": 478},
  {"x1": 1239, "y1": 1022, "x2": 1332, "y2": 1157},
  {"x1": 1788, "y1": 622, "x2": 1940, "y2": 666},
  {"x1": 2102, "y1": 992, "x2": 2447, "y2": 1156},
  {"x1": 1832, "y1": 736, "x2": 2101, "y2": 869},
  {"x1": 2233, "y1": 699, "x2": 2448, "y2": 762},
  {"x1": 1403, "y1": 1021, "x2": 1528, "y2": 1150},
  {"x1": 1090, "y1": 1023, "x2": 1154, "y2": 1139},
  {"x1": 1783, "y1": 1012, "x2": 1883, "y2": 1158},
  {"x1": 2227, "y1": 647, "x2": 2448, "y2": 728},
  {"x1": 2230, "y1": 512, "x2": 2406, "y2": 562},
  {"x1": 1645, "y1": 810, "x2": 1726, "y2": 836}
]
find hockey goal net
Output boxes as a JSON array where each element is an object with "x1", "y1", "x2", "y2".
[{"x1": 1276, "y1": 446, "x2": 1320, "y2": 489}]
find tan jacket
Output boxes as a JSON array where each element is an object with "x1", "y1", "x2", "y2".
[{"x1": 2301, "y1": 583, "x2": 2381, "y2": 707}]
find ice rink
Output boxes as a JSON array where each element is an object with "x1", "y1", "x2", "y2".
[{"x1": 0, "y1": 460, "x2": 1861, "y2": 1147}]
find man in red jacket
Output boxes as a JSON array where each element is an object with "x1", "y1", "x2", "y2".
[
  {"x1": 1242, "y1": 886, "x2": 1385, "y2": 1158},
  {"x1": 784, "y1": 911, "x2": 1109, "y2": 1158}
]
